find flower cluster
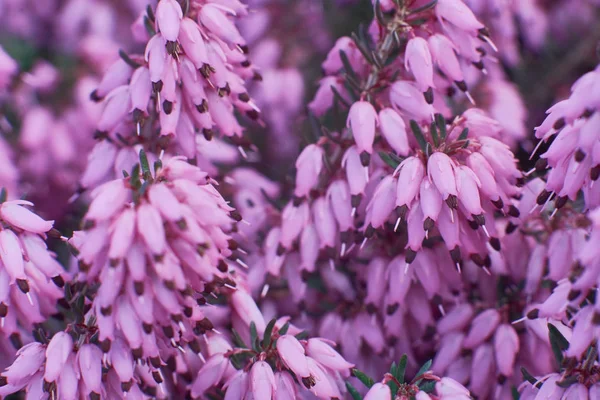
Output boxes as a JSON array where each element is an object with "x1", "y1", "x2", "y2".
[
  {"x1": 71, "y1": 154, "x2": 241, "y2": 360},
  {"x1": 1, "y1": 0, "x2": 600, "y2": 398},
  {"x1": 84, "y1": 0, "x2": 260, "y2": 191},
  {"x1": 533, "y1": 63, "x2": 600, "y2": 209}
]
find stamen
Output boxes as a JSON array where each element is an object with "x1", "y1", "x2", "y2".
[
  {"x1": 261, "y1": 284, "x2": 269, "y2": 298},
  {"x1": 237, "y1": 145, "x2": 248, "y2": 159}
]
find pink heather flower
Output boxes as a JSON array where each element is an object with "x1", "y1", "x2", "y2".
[
  {"x1": 250, "y1": 360, "x2": 276, "y2": 399},
  {"x1": 44, "y1": 331, "x2": 73, "y2": 382},
  {"x1": 191, "y1": 354, "x2": 229, "y2": 397},
  {"x1": 348, "y1": 101, "x2": 378, "y2": 157},
  {"x1": 378, "y1": 108, "x2": 410, "y2": 156},
  {"x1": 364, "y1": 382, "x2": 392, "y2": 400},
  {"x1": 342, "y1": 146, "x2": 369, "y2": 197},
  {"x1": 462, "y1": 309, "x2": 500, "y2": 349},
  {"x1": 435, "y1": 377, "x2": 471, "y2": 399},
  {"x1": 436, "y1": 0, "x2": 484, "y2": 32},
  {"x1": 322, "y1": 37, "x2": 363, "y2": 75},
  {"x1": 305, "y1": 338, "x2": 354, "y2": 374},
  {"x1": 389, "y1": 81, "x2": 434, "y2": 122},
  {"x1": 276, "y1": 335, "x2": 311, "y2": 378},
  {"x1": 199, "y1": 4, "x2": 245, "y2": 45},
  {"x1": 155, "y1": 0, "x2": 183, "y2": 42},
  {"x1": 493, "y1": 324, "x2": 519, "y2": 377},
  {"x1": 428, "y1": 34, "x2": 464, "y2": 84},
  {"x1": 294, "y1": 144, "x2": 324, "y2": 198},
  {"x1": 309, "y1": 77, "x2": 346, "y2": 117},
  {"x1": 405, "y1": 36, "x2": 434, "y2": 92}
]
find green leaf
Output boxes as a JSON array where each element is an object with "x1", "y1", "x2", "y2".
[
  {"x1": 139, "y1": 149, "x2": 151, "y2": 179},
  {"x1": 146, "y1": 4, "x2": 155, "y2": 21},
  {"x1": 295, "y1": 331, "x2": 309, "y2": 340},
  {"x1": 262, "y1": 319, "x2": 277, "y2": 348},
  {"x1": 548, "y1": 323, "x2": 569, "y2": 366},
  {"x1": 435, "y1": 114, "x2": 447, "y2": 140},
  {"x1": 278, "y1": 322, "x2": 290, "y2": 336},
  {"x1": 409, "y1": 120, "x2": 428, "y2": 153},
  {"x1": 419, "y1": 380, "x2": 436, "y2": 393},
  {"x1": 331, "y1": 85, "x2": 351, "y2": 109},
  {"x1": 395, "y1": 354, "x2": 408, "y2": 384},
  {"x1": 374, "y1": 0, "x2": 387, "y2": 26},
  {"x1": 512, "y1": 386, "x2": 520, "y2": 400},
  {"x1": 250, "y1": 322, "x2": 261, "y2": 352},
  {"x1": 413, "y1": 359, "x2": 432, "y2": 385},
  {"x1": 119, "y1": 49, "x2": 140, "y2": 68},
  {"x1": 379, "y1": 151, "x2": 403, "y2": 170},
  {"x1": 129, "y1": 163, "x2": 141, "y2": 190},
  {"x1": 346, "y1": 382, "x2": 363, "y2": 400},
  {"x1": 340, "y1": 50, "x2": 359, "y2": 84},
  {"x1": 520, "y1": 367, "x2": 541, "y2": 388},
  {"x1": 144, "y1": 16, "x2": 157, "y2": 37},
  {"x1": 409, "y1": 0, "x2": 438, "y2": 15},
  {"x1": 307, "y1": 111, "x2": 322, "y2": 144},
  {"x1": 557, "y1": 375, "x2": 579, "y2": 388},
  {"x1": 352, "y1": 369, "x2": 375, "y2": 389},
  {"x1": 351, "y1": 32, "x2": 374, "y2": 65},
  {"x1": 153, "y1": 159, "x2": 163, "y2": 174},
  {"x1": 548, "y1": 324, "x2": 570, "y2": 350},
  {"x1": 0, "y1": 188, "x2": 7, "y2": 203},
  {"x1": 231, "y1": 329, "x2": 248, "y2": 348},
  {"x1": 458, "y1": 127, "x2": 469, "y2": 141},
  {"x1": 430, "y1": 121, "x2": 439, "y2": 147}
]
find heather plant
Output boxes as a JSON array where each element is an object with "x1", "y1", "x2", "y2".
[{"x1": 0, "y1": 0, "x2": 599, "y2": 399}]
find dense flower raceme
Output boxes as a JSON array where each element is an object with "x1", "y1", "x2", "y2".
[
  {"x1": 69, "y1": 155, "x2": 244, "y2": 359},
  {"x1": 0, "y1": 335, "x2": 150, "y2": 399},
  {"x1": 190, "y1": 316, "x2": 355, "y2": 399},
  {"x1": 532, "y1": 62, "x2": 600, "y2": 209},
  {"x1": 83, "y1": 0, "x2": 261, "y2": 190},
  {"x1": 0, "y1": 197, "x2": 66, "y2": 344},
  {"x1": 310, "y1": 0, "x2": 497, "y2": 119}
]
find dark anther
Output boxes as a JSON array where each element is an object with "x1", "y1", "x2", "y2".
[
  {"x1": 100, "y1": 339, "x2": 112, "y2": 353},
  {"x1": 491, "y1": 198, "x2": 504, "y2": 209},
  {"x1": 535, "y1": 158, "x2": 548, "y2": 172},
  {"x1": 51, "y1": 275, "x2": 65, "y2": 288},
  {"x1": 450, "y1": 246, "x2": 461, "y2": 263},
  {"x1": 489, "y1": 237, "x2": 501, "y2": 251},
  {"x1": 536, "y1": 189, "x2": 551, "y2": 205},
  {"x1": 152, "y1": 80, "x2": 163, "y2": 93},
  {"x1": 16, "y1": 279, "x2": 29, "y2": 293},
  {"x1": 446, "y1": 195, "x2": 458, "y2": 209},
  {"x1": 405, "y1": 249, "x2": 417, "y2": 264},
  {"x1": 134, "y1": 281, "x2": 145, "y2": 296},
  {"x1": 575, "y1": 149, "x2": 586, "y2": 162},
  {"x1": 359, "y1": 151, "x2": 371, "y2": 167},
  {"x1": 455, "y1": 81, "x2": 467, "y2": 92},
  {"x1": 553, "y1": 117, "x2": 566, "y2": 130},
  {"x1": 424, "y1": 87, "x2": 434, "y2": 104},
  {"x1": 90, "y1": 89, "x2": 102, "y2": 102},
  {"x1": 163, "y1": 100, "x2": 173, "y2": 115},
  {"x1": 555, "y1": 196, "x2": 568, "y2": 209},
  {"x1": 507, "y1": 205, "x2": 520, "y2": 218},
  {"x1": 527, "y1": 309, "x2": 539, "y2": 319}
]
